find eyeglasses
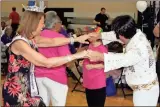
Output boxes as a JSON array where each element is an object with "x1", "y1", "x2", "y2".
[{"x1": 57, "y1": 21, "x2": 62, "y2": 24}]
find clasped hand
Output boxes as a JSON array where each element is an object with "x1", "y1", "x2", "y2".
[
  {"x1": 75, "y1": 50, "x2": 103, "y2": 62},
  {"x1": 75, "y1": 32, "x2": 100, "y2": 44},
  {"x1": 74, "y1": 32, "x2": 103, "y2": 61}
]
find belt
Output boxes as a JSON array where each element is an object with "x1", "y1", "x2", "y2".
[{"x1": 130, "y1": 78, "x2": 159, "y2": 91}]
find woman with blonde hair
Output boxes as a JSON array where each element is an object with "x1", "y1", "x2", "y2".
[{"x1": 2, "y1": 5, "x2": 90, "y2": 106}]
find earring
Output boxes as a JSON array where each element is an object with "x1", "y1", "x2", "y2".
[{"x1": 32, "y1": 32, "x2": 36, "y2": 36}]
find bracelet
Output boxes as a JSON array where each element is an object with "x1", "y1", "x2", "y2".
[
  {"x1": 70, "y1": 37, "x2": 74, "y2": 45},
  {"x1": 73, "y1": 34, "x2": 77, "y2": 38},
  {"x1": 66, "y1": 55, "x2": 72, "y2": 62}
]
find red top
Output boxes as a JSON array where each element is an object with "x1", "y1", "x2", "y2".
[{"x1": 9, "y1": 11, "x2": 20, "y2": 24}]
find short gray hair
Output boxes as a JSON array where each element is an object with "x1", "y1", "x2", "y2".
[{"x1": 45, "y1": 11, "x2": 61, "y2": 29}]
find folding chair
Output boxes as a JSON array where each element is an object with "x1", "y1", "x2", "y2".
[
  {"x1": 1, "y1": 44, "x2": 8, "y2": 76},
  {"x1": 116, "y1": 70, "x2": 133, "y2": 98},
  {"x1": 72, "y1": 59, "x2": 85, "y2": 93}
]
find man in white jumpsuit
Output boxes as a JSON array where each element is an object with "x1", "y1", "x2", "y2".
[{"x1": 87, "y1": 15, "x2": 159, "y2": 106}]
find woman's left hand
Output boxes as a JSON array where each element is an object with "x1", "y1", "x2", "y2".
[{"x1": 74, "y1": 32, "x2": 100, "y2": 44}]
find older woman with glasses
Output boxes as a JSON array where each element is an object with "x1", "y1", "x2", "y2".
[{"x1": 35, "y1": 11, "x2": 74, "y2": 106}]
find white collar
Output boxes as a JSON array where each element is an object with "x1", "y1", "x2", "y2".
[{"x1": 126, "y1": 29, "x2": 144, "y2": 49}]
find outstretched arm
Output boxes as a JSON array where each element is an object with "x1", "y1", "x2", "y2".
[
  {"x1": 11, "y1": 40, "x2": 87, "y2": 68},
  {"x1": 87, "y1": 48, "x2": 144, "y2": 72},
  {"x1": 34, "y1": 34, "x2": 90, "y2": 48},
  {"x1": 88, "y1": 32, "x2": 123, "y2": 45}
]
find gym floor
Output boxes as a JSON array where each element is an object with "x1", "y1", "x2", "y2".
[{"x1": 1, "y1": 75, "x2": 133, "y2": 106}]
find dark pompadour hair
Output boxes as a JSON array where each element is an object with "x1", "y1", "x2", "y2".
[{"x1": 111, "y1": 15, "x2": 136, "y2": 39}]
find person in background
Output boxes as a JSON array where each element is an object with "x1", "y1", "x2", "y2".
[
  {"x1": 1, "y1": 26, "x2": 13, "y2": 45},
  {"x1": 9, "y1": 7, "x2": 20, "y2": 36},
  {"x1": 59, "y1": 25, "x2": 77, "y2": 54},
  {"x1": 153, "y1": 22, "x2": 159, "y2": 38},
  {"x1": 83, "y1": 35, "x2": 107, "y2": 107},
  {"x1": 153, "y1": 22, "x2": 160, "y2": 103},
  {"x1": 59, "y1": 25, "x2": 68, "y2": 37},
  {"x1": 1, "y1": 21, "x2": 6, "y2": 37},
  {"x1": 157, "y1": 10, "x2": 160, "y2": 23},
  {"x1": 93, "y1": 8, "x2": 109, "y2": 32}
]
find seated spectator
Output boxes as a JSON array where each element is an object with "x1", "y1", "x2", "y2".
[
  {"x1": 60, "y1": 26, "x2": 77, "y2": 54},
  {"x1": 1, "y1": 21, "x2": 6, "y2": 37},
  {"x1": 60, "y1": 25, "x2": 68, "y2": 37},
  {"x1": 1, "y1": 26, "x2": 13, "y2": 45}
]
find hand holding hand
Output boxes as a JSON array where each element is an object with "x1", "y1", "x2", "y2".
[
  {"x1": 75, "y1": 50, "x2": 88, "y2": 59},
  {"x1": 86, "y1": 65, "x2": 93, "y2": 70},
  {"x1": 87, "y1": 50, "x2": 104, "y2": 62},
  {"x1": 74, "y1": 32, "x2": 101, "y2": 44},
  {"x1": 86, "y1": 64, "x2": 104, "y2": 70},
  {"x1": 96, "y1": 64, "x2": 104, "y2": 69}
]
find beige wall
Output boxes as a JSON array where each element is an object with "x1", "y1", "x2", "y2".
[
  {"x1": 47, "y1": 1, "x2": 137, "y2": 12},
  {"x1": 1, "y1": 1, "x2": 137, "y2": 20},
  {"x1": 1, "y1": 1, "x2": 28, "y2": 17}
]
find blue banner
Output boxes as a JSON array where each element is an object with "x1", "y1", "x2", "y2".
[{"x1": 28, "y1": 0, "x2": 35, "y2": 6}]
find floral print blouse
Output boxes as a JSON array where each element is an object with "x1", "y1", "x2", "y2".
[{"x1": 2, "y1": 36, "x2": 45, "y2": 106}]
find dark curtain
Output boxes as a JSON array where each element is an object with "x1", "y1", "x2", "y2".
[{"x1": 137, "y1": 6, "x2": 155, "y2": 48}]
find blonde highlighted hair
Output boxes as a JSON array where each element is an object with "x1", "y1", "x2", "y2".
[{"x1": 17, "y1": 11, "x2": 45, "y2": 39}]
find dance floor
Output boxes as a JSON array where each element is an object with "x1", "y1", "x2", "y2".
[{"x1": 1, "y1": 75, "x2": 134, "y2": 106}]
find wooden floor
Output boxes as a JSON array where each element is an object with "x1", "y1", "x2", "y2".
[
  {"x1": 66, "y1": 78, "x2": 133, "y2": 106},
  {"x1": 1, "y1": 75, "x2": 134, "y2": 106}
]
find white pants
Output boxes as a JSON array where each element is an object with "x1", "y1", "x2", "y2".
[
  {"x1": 36, "y1": 77, "x2": 68, "y2": 106},
  {"x1": 133, "y1": 84, "x2": 159, "y2": 106}
]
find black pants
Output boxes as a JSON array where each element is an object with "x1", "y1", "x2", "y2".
[
  {"x1": 11, "y1": 23, "x2": 19, "y2": 36},
  {"x1": 85, "y1": 87, "x2": 106, "y2": 107}
]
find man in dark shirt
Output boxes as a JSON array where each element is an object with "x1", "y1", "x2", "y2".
[
  {"x1": 157, "y1": 10, "x2": 160, "y2": 23},
  {"x1": 93, "y1": 8, "x2": 109, "y2": 31}
]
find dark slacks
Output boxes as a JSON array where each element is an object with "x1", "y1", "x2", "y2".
[{"x1": 85, "y1": 87, "x2": 106, "y2": 107}]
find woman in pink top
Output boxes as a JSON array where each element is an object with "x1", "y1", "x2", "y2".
[
  {"x1": 83, "y1": 36, "x2": 108, "y2": 107},
  {"x1": 35, "y1": 11, "x2": 72, "y2": 106}
]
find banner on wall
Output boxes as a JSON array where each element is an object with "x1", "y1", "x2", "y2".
[{"x1": 28, "y1": 0, "x2": 35, "y2": 6}]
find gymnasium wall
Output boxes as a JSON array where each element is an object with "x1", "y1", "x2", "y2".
[{"x1": 1, "y1": 0, "x2": 138, "y2": 20}]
